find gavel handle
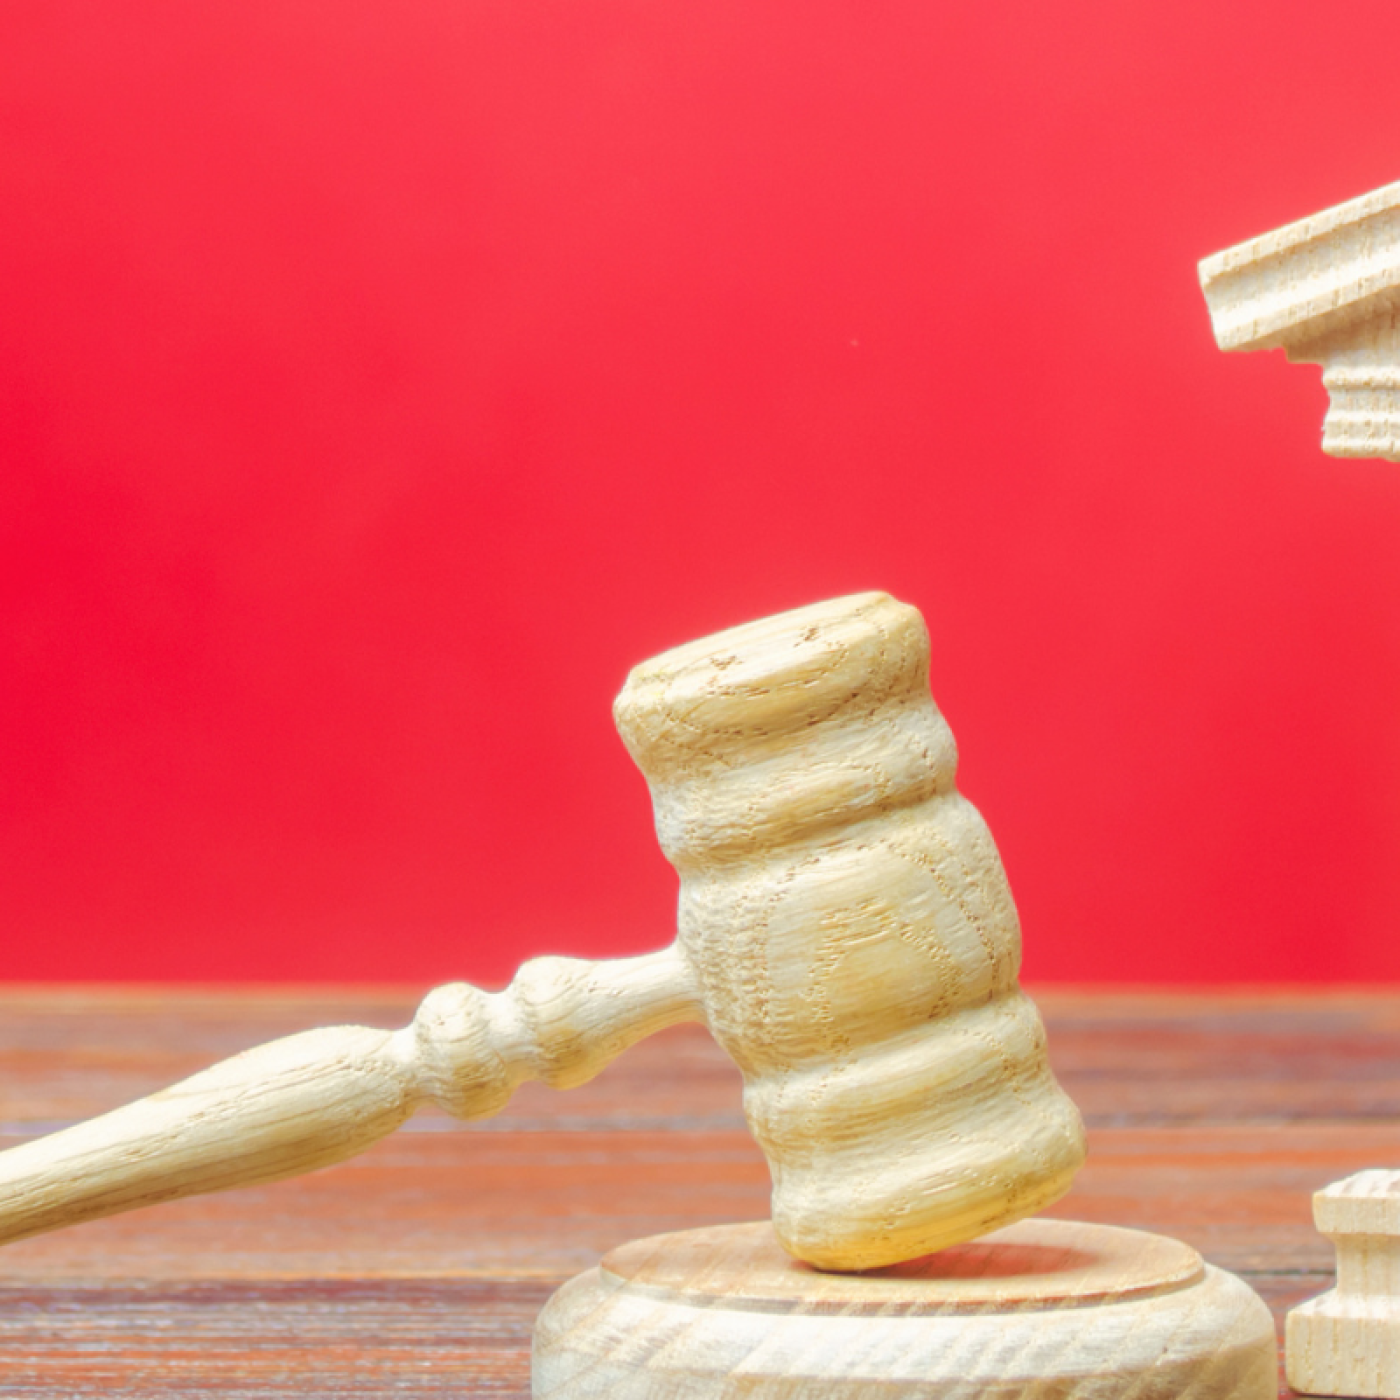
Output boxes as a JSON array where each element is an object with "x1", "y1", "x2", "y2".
[{"x1": 0, "y1": 948, "x2": 699, "y2": 1247}]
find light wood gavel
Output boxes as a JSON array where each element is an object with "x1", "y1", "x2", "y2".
[{"x1": 0, "y1": 593, "x2": 1085, "y2": 1271}]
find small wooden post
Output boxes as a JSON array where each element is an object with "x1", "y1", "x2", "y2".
[{"x1": 1289, "y1": 1170, "x2": 1400, "y2": 1398}]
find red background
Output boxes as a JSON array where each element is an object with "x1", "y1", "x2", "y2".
[{"x1": 5, "y1": 2, "x2": 1400, "y2": 985}]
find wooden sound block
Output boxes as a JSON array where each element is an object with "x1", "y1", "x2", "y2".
[{"x1": 532, "y1": 1218, "x2": 1277, "y2": 1400}]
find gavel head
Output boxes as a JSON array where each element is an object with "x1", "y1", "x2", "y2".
[{"x1": 613, "y1": 592, "x2": 1086, "y2": 1271}]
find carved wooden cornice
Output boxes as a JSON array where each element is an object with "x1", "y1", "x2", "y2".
[{"x1": 1200, "y1": 180, "x2": 1400, "y2": 460}]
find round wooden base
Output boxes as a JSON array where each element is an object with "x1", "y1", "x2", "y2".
[{"x1": 532, "y1": 1218, "x2": 1276, "y2": 1400}]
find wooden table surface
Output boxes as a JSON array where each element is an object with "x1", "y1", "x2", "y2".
[{"x1": 0, "y1": 986, "x2": 1397, "y2": 1396}]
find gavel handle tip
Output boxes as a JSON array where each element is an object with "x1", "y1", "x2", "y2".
[{"x1": 0, "y1": 1022, "x2": 420, "y2": 1247}]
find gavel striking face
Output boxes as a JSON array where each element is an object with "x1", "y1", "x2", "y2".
[{"x1": 0, "y1": 592, "x2": 1085, "y2": 1271}]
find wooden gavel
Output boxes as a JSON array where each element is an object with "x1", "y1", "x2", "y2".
[{"x1": 0, "y1": 592, "x2": 1085, "y2": 1271}]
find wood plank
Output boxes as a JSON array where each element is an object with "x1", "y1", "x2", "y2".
[{"x1": 0, "y1": 1277, "x2": 547, "y2": 1397}]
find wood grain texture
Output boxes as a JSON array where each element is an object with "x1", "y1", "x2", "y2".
[
  {"x1": 612, "y1": 591, "x2": 1085, "y2": 1267},
  {"x1": 534, "y1": 1219, "x2": 1275, "y2": 1399},
  {"x1": 1288, "y1": 1170, "x2": 1400, "y2": 1398},
  {"x1": 1199, "y1": 179, "x2": 1400, "y2": 459},
  {"x1": 0, "y1": 987, "x2": 1395, "y2": 1395},
  {"x1": 0, "y1": 593, "x2": 1085, "y2": 1272}
]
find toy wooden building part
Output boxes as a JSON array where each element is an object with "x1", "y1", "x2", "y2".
[
  {"x1": 0, "y1": 593, "x2": 1278, "y2": 1397},
  {"x1": 1200, "y1": 178, "x2": 1400, "y2": 460},
  {"x1": 1288, "y1": 1171, "x2": 1400, "y2": 1400}
]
